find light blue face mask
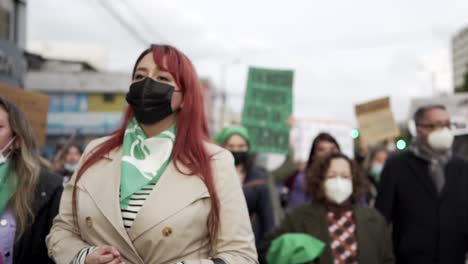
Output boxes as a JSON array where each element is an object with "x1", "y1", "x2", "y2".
[
  {"x1": 369, "y1": 163, "x2": 384, "y2": 182},
  {"x1": 64, "y1": 163, "x2": 78, "y2": 173}
]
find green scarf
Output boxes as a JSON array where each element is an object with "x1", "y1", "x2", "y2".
[
  {"x1": 0, "y1": 160, "x2": 18, "y2": 214},
  {"x1": 120, "y1": 118, "x2": 175, "y2": 208}
]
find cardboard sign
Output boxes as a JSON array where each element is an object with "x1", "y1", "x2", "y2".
[
  {"x1": 355, "y1": 97, "x2": 400, "y2": 144},
  {"x1": 0, "y1": 84, "x2": 49, "y2": 146},
  {"x1": 242, "y1": 67, "x2": 294, "y2": 154}
]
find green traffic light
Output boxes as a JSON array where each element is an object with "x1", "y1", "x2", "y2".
[
  {"x1": 351, "y1": 129, "x2": 359, "y2": 139},
  {"x1": 396, "y1": 139, "x2": 407, "y2": 150}
]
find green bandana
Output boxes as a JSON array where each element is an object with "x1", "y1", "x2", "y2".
[
  {"x1": 0, "y1": 160, "x2": 18, "y2": 214},
  {"x1": 120, "y1": 118, "x2": 175, "y2": 208},
  {"x1": 267, "y1": 233, "x2": 325, "y2": 264}
]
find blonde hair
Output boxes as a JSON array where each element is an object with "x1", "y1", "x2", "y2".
[{"x1": 0, "y1": 97, "x2": 45, "y2": 239}]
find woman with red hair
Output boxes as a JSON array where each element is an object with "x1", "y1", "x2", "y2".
[{"x1": 46, "y1": 45, "x2": 258, "y2": 264}]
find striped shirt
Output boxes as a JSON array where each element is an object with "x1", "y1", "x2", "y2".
[{"x1": 121, "y1": 181, "x2": 156, "y2": 230}]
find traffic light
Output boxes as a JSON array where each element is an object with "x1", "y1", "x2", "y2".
[
  {"x1": 351, "y1": 129, "x2": 359, "y2": 139},
  {"x1": 396, "y1": 139, "x2": 407, "y2": 150}
]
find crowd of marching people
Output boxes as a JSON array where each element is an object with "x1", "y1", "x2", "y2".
[{"x1": 1, "y1": 44, "x2": 467, "y2": 264}]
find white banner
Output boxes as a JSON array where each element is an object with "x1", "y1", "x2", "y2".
[
  {"x1": 409, "y1": 93, "x2": 468, "y2": 136},
  {"x1": 290, "y1": 117, "x2": 354, "y2": 161}
]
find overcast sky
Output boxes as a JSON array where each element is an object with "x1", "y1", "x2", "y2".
[{"x1": 26, "y1": 0, "x2": 468, "y2": 123}]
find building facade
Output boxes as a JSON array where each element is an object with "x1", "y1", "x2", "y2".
[
  {"x1": 24, "y1": 54, "x2": 130, "y2": 156},
  {"x1": 453, "y1": 26, "x2": 468, "y2": 89},
  {"x1": 0, "y1": 0, "x2": 27, "y2": 87}
]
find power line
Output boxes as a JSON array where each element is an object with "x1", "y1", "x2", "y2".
[
  {"x1": 119, "y1": 0, "x2": 170, "y2": 44},
  {"x1": 96, "y1": 0, "x2": 150, "y2": 46}
]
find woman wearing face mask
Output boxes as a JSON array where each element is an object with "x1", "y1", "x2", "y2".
[
  {"x1": 365, "y1": 148, "x2": 388, "y2": 206},
  {"x1": 259, "y1": 152, "x2": 394, "y2": 264},
  {"x1": 0, "y1": 97, "x2": 63, "y2": 264},
  {"x1": 58, "y1": 143, "x2": 82, "y2": 184},
  {"x1": 46, "y1": 45, "x2": 257, "y2": 264},
  {"x1": 286, "y1": 133, "x2": 340, "y2": 209},
  {"x1": 215, "y1": 125, "x2": 275, "y2": 249}
]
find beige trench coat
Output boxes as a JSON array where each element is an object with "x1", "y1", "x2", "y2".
[{"x1": 46, "y1": 137, "x2": 258, "y2": 264}]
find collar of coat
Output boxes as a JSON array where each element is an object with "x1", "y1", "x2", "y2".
[
  {"x1": 291, "y1": 202, "x2": 385, "y2": 264},
  {"x1": 75, "y1": 138, "x2": 225, "y2": 263}
]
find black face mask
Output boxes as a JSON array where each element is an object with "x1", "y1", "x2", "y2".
[
  {"x1": 231, "y1": 151, "x2": 248, "y2": 166},
  {"x1": 126, "y1": 77, "x2": 175, "y2": 125}
]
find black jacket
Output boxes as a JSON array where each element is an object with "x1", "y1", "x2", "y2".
[
  {"x1": 375, "y1": 150, "x2": 468, "y2": 264},
  {"x1": 13, "y1": 170, "x2": 63, "y2": 264},
  {"x1": 243, "y1": 167, "x2": 275, "y2": 248}
]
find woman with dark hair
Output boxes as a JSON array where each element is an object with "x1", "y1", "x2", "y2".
[
  {"x1": 46, "y1": 45, "x2": 257, "y2": 264},
  {"x1": 0, "y1": 97, "x2": 63, "y2": 263},
  {"x1": 287, "y1": 132, "x2": 340, "y2": 209},
  {"x1": 215, "y1": 125, "x2": 274, "y2": 249},
  {"x1": 259, "y1": 152, "x2": 394, "y2": 264},
  {"x1": 53, "y1": 143, "x2": 83, "y2": 184}
]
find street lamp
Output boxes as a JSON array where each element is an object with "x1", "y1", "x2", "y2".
[
  {"x1": 417, "y1": 63, "x2": 437, "y2": 94},
  {"x1": 219, "y1": 58, "x2": 241, "y2": 128}
]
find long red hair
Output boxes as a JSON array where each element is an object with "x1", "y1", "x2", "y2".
[{"x1": 72, "y1": 45, "x2": 220, "y2": 244}]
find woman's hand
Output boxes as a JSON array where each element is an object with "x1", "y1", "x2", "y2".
[{"x1": 85, "y1": 246, "x2": 124, "y2": 264}]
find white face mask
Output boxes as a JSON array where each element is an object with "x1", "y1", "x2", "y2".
[
  {"x1": 324, "y1": 177, "x2": 353, "y2": 204},
  {"x1": 0, "y1": 137, "x2": 16, "y2": 165},
  {"x1": 427, "y1": 128, "x2": 454, "y2": 151}
]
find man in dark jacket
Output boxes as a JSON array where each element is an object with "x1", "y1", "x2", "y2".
[{"x1": 376, "y1": 105, "x2": 468, "y2": 264}]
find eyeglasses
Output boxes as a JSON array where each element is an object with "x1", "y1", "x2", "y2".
[{"x1": 416, "y1": 122, "x2": 458, "y2": 130}]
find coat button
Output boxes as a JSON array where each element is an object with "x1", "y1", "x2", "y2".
[
  {"x1": 162, "y1": 227, "x2": 173, "y2": 237},
  {"x1": 0, "y1": 219, "x2": 7, "y2": 226},
  {"x1": 85, "y1": 216, "x2": 93, "y2": 227}
]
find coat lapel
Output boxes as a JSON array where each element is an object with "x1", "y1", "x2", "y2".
[
  {"x1": 438, "y1": 159, "x2": 459, "y2": 200},
  {"x1": 127, "y1": 161, "x2": 209, "y2": 241},
  {"x1": 301, "y1": 204, "x2": 334, "y2": 264},
  {"x1": 407, "y1": 155, "x2": 438, "y2": 199},
  {"x1": 79, "y1": 147, "x2": 143, "y2": 263},
  {"x1": 303, "y1": 204, "x2": 381, "y2": 264},
  {"x1": 354, "y1": 206, "x2": 375, "y2": 264}
]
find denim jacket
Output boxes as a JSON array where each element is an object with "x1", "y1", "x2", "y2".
[{"x1": 0, "y1": 208, "x2": 16, "y2": 264}]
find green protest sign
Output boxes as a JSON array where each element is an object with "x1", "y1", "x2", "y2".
[{"x1": 241, "y1": 67, "x2": 294, "y2": 154}]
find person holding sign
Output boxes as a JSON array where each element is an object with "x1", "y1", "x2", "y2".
[
  {"x1": 215, "y1": 126, "x2": 275, "y2": 249},
  {"x1": 259, "y1": 152, "x2": 394, "y2": 264},
  {"x1": 46, "y1": 45, "x2": 257, "y2": 264},
  {"x1": 0, "y1": 97, "x2": 63, "y2": 264}
]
